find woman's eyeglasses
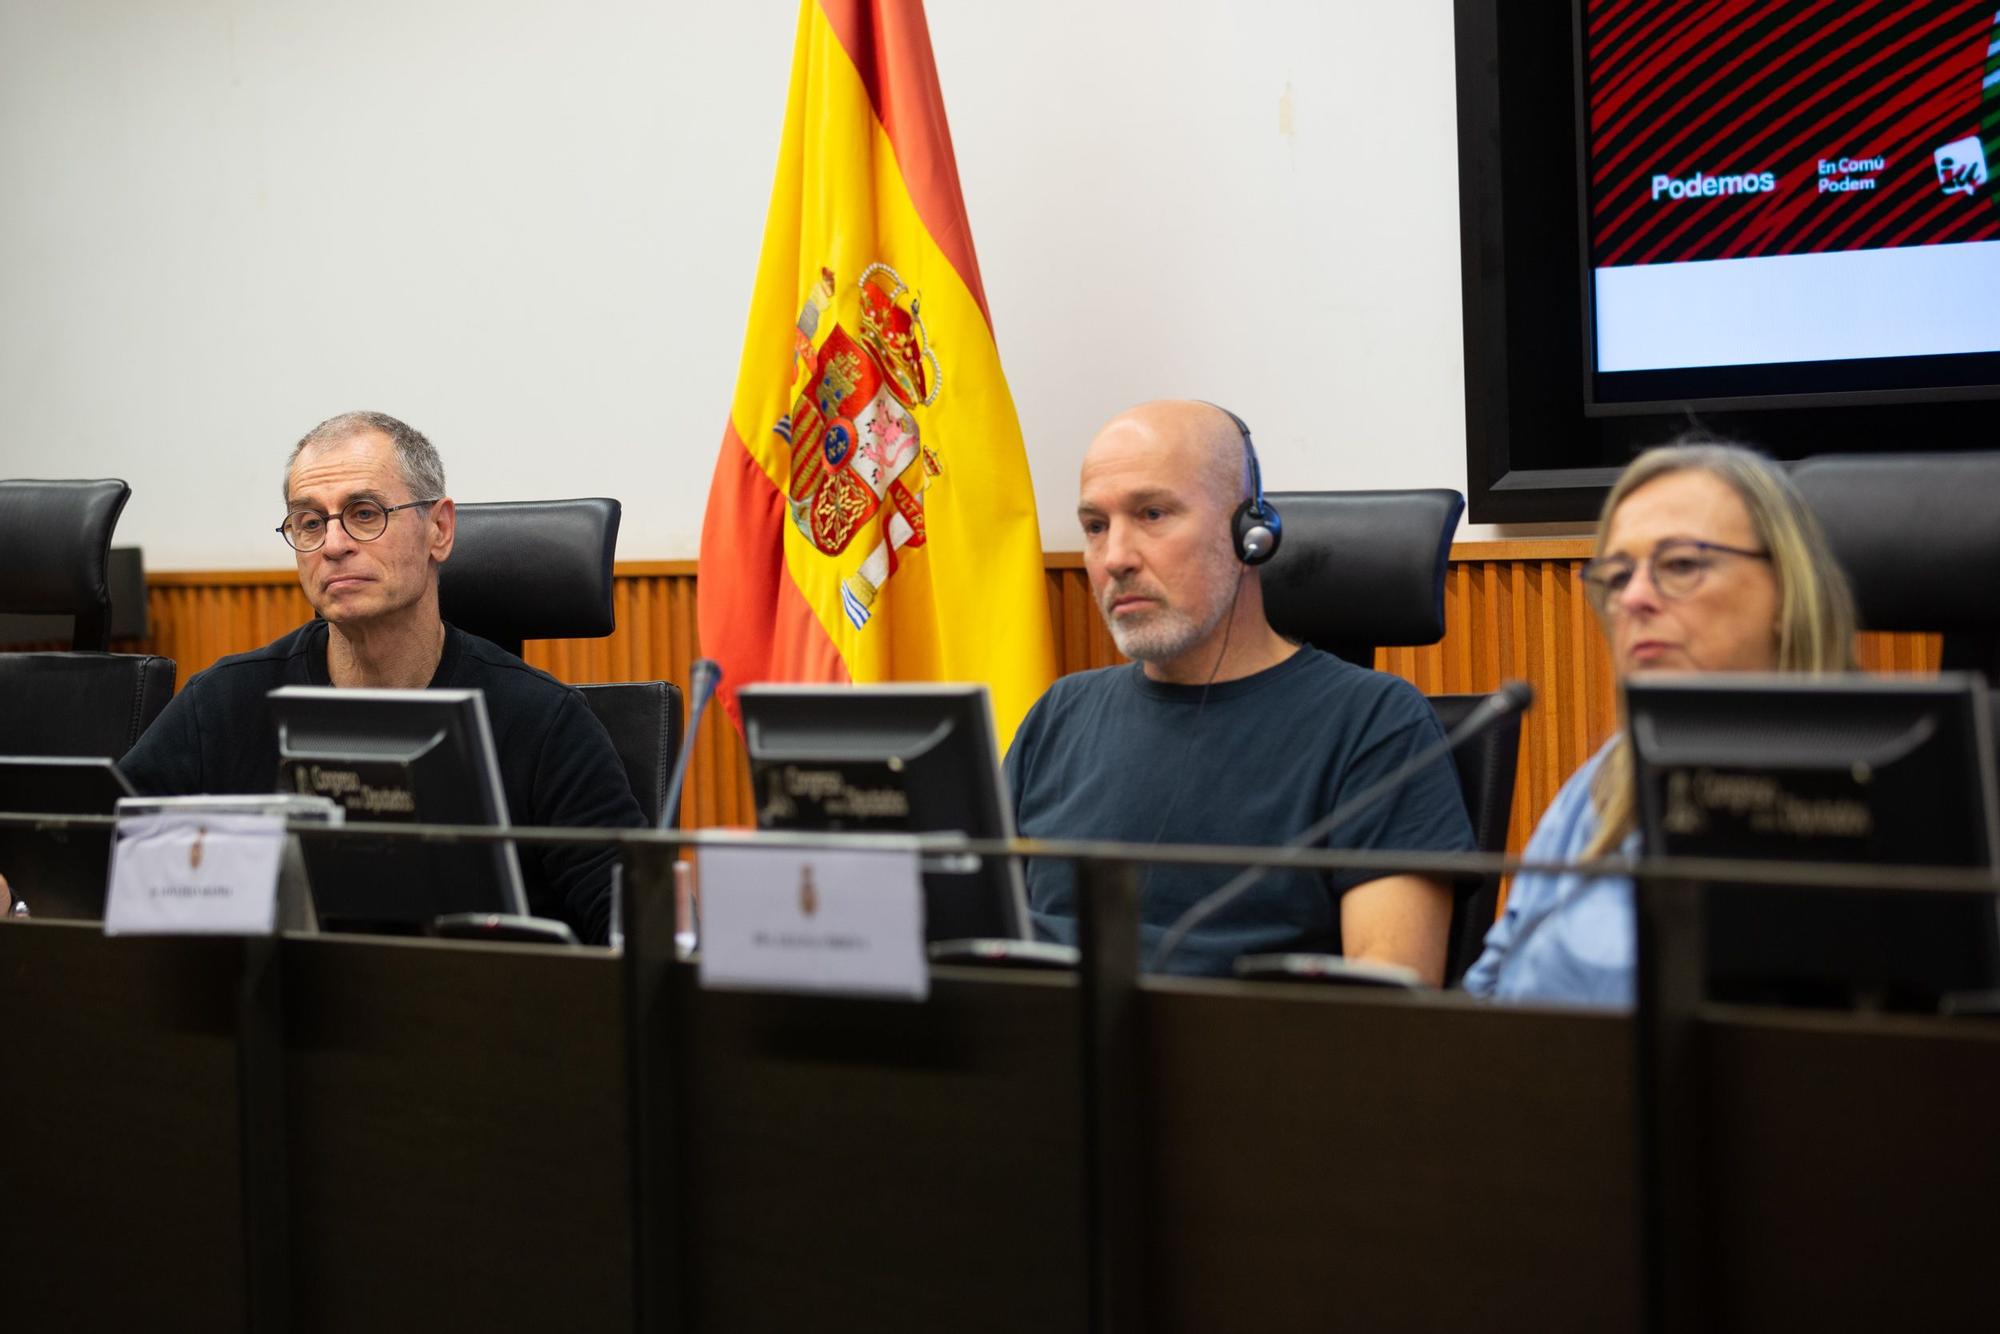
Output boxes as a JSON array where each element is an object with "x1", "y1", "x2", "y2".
[{"x1": 1579, "y1": 539, "x2": 1769, "y2": 614}]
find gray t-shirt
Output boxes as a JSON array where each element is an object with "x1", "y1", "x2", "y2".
[{"x1": 1005, "y1": 646, "x2": 1475, "y2": 976}]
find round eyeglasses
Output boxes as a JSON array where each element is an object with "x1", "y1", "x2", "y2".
[
  {"x1": 1579, "y1": 539, "x2": 1769, "y2": 614},
  {"x1": 276, "y1": 498, "x2": 438, "y2": 553}
]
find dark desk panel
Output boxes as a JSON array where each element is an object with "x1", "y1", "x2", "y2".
[
  {"x1": 1145, "y1": 980, "x2": 1641, "y2": 1334},
  {"x1": 672, "y1": 965, "x2": 1091, "y2": 1334},
  {"x1": 1702, "y1": 1008, "x2": 2000, "y2": 1333},
  {"x1": 14, "y1": 919, "x2": 2000, "y2": 1333},
  {"x1": 282, "y1": 933, "x2": 629, "y2": 1333},
  {"x1": 2, "y1": 921, "x2": 248, "y2": 1332}
]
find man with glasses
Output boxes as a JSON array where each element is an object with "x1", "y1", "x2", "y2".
[{"x1": 118, "y1": 411, "x2": 645, "y2": 944}]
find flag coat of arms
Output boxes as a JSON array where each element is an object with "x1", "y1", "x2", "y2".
[{"x1": 698, "y1": 0, "x2": 1056, "y2": 751}]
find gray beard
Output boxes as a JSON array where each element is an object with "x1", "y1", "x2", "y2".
[
  {"x1": 1096, "y1": 542, "x2": 1244, "y2": 665},
  {"x1": 1107, "y1": 603, "x2": 1211, "y2": 663}
]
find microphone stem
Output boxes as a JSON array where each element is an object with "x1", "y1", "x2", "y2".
[{"x1": 660, "y1": 665, "x2": 720, "y2": 832}]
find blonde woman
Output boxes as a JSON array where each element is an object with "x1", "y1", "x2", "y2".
[{"x1": 1462, "y1": 439, "x2": 1857, "y2": 1005}]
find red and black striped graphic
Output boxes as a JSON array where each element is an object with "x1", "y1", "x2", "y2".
[{"x1": 1588, "y1": 0, "x2": 2000, "y2": 268}]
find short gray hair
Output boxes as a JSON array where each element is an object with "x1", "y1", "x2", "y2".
[{"x1": 284, "y1": 411, "x2": 446, "y2": 502}]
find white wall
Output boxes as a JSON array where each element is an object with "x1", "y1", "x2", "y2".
[{"x1": 0, "y1": 0, "x2": 1565, "y2": 571}]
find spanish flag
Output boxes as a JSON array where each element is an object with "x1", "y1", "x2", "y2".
[{"x1": 697, "y1": 0, "x2": 1056, "y2": 750}]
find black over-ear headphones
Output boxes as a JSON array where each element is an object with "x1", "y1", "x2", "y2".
[{"x1": 1204, "y1": 402, "x2": 1283, "y2": 565}]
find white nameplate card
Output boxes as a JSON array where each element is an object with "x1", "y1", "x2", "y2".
[
  {"x1": 104, "y1": 812, "x2": 285, "y2": 936},
  {"x1": 697, "y1": 843, "x2": 928, "y2": 1000}
]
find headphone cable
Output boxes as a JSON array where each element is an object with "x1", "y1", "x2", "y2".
[{"x1": 1135, "y1": 565, "x2": 1247, "y2": 885}]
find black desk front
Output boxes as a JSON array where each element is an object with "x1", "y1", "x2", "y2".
[{"x1": 5, "y1": 922, "x2": 1998, "y2": 1333}]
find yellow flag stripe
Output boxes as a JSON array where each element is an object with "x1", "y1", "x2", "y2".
[{"x1": 716, "y1": 0, "x2": 1055, "y2": 750}]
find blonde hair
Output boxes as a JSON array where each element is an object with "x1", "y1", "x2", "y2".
[{"x1": 1583, "y1": 439, "x2": 1859, "y2": 858}]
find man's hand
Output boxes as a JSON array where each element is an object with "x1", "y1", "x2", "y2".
[
  {"x1": 0, "y1": 871, "x2": 13, "y2": 917},
  {"x1": 1340, "y1": 873, "x2": 1453, "y2": 987}
]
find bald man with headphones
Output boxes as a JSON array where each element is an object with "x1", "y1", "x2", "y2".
[{"x1": 1004, "y1": 400, "x2": 1472, "y2": 981}]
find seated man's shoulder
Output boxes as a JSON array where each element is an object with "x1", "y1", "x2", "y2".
[
  {"x1": 1286, "y1": 648, "x2": 1435, "y2": 728},
  {"x1": 1041, "y1": 662, "x2": 1129, "y2": 705},
  {"x1": 450, "y1": 629, "x2": 584, "y2": 710},
  {"x1": 1019, "y1": 663, "x2": 1134, "y2": 730}
]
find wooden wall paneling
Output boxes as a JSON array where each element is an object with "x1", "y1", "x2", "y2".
[
  {"x1": 1563, "y1": 561, "x2": 1594, "y2": 767},
  {"x1": 1855, "y1": 629, "x2": 1941, "y2": 674},
  {"x1": 1447, "y1": 562, "x2": 1475, "y2": 690},
  {"x1": 518, "y1": 565, "x2": 755, "y2": 830},
  {"x1": 1503, "y1": 559, "x2": 1535, "y2": 853},
  {"x1": 1537, "y1": 560, "x2": 1569, "y2": 789},
  {"x1": 1407, "y1": 555, "x2": 1618, "y2": 871},
  {"x1": 1043, "y1": 570, "x2": 1072, "y2": 677},
  {"x1": 134, "y1": 553, "x2": 1943, "y2": 881},
  {"x1": 1044, "y1": 556, "x2": 1122, "y2": 676}
]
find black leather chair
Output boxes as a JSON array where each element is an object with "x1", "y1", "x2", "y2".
[
  {"x1": 1260, "y1": 489, "x2": 1517, "y2": 985},
  {"x1": 577, "y1": 681, "x2": 683, "y2": 829},
  {"x1": 1793, "y1": 452, "x2": 2000, "y2": 678},
  {"x1": 438, "y1": 498, "x2": 622, "y2": 658},
  {"x1": 0, "y1": 479, "x2": 175, "y2": 760},
  {"x1": 437, "y1": 497, "x2": 684, "y2": 826},
  {"x1": 1262, "y1": 489, "x2": 1465, "y2": 668},
  {"x1": 0, "y1": 652, "x2": 176, "y2": 762},
  {"x1": 0, "y1": 478, "x2": 130, "y2": 651}
]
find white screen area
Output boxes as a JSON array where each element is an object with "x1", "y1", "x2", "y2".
[{"x1": 1594, "y1": 240, "x2": 2000, "y2": 373}]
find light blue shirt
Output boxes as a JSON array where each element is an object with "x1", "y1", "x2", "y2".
[{"x1": 1461, "y1": 741, "x2": 1638, "y2": 1009}]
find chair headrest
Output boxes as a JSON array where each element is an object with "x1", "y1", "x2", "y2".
[
  {"x1": 1260, "y1": 490, "x2": 1465, "y2": 657},
  {"x1": 1792, "y1": 453, "x2": 2000, "y2": 634},
  {"x1": 0, "y1": 479, "x2": 131, "y2": 649},
  {"x1": 437, "y1": 498, "x2": 621, "y2": 653}
]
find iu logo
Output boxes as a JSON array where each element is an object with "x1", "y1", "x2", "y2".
[{"x1": 1933, "y1": 136, "x2": 1987, "y2": 197}]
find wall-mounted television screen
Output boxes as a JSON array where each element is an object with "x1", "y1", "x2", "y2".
[{"x1": 1456, "y1": 0, "x2": 2000, "y2": 521}]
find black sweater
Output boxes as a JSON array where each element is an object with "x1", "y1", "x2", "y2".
[{"x1": 120, "y1": 621, "x2": 644, "y2": 943}]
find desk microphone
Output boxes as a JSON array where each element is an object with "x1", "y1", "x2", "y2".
[
  {"x1": 1150, "y1": 679, "x2": 1534, "y2": 973},
  {"x1": 659, "y1": 658, "x2": 722, "y2": 831}
]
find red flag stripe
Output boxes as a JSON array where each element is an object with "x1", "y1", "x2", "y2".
[{"x1": 696, "y1": 418, "x2": 849, "y2": 727}]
